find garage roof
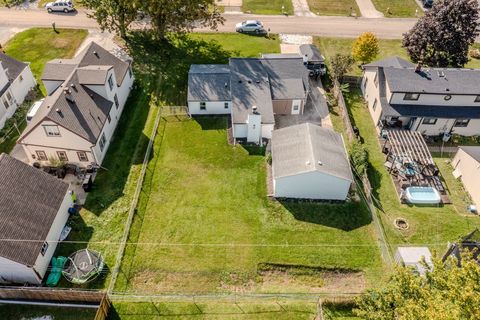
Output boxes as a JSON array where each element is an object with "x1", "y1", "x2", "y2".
[{"x1": 271, "y1": 123, "x2": 352, "y2": 181}]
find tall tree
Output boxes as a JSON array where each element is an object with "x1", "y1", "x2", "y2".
[
  {"x1": 330, "y1": 53, "x2": 355, "y2": 82},
  {"x1": 139, "y1": 0, "x2": 224, "y2": 40},
  {"x1": 403, "y1": 0, "x2": 479, "y2": 67},
  {"x1": 354, "y1": 254, "x2": 480, "y2": 320},
  {"x1": 82, "y1": 0, "x2": 138, "y2": 39},
  {"x1": 352, "y1": 32, "x2": 379, "y2": 65}
]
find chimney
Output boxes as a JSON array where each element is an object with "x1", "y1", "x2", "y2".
[
  {"x1": 415, "y1": 62, "x2": 422, "y2": 73},
  {"x1": 252, "y1": 105, "x2": 258, "y2": 114}
]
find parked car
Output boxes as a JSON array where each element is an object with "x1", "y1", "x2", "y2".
[
  {"x1": 45, "y1": 0, "x2": 75, "y2": 13},
  {"x1": 235, "y1": 20, "x2": 265, "y2": 34},
  {"x1": 26, "y1": 99, "x2": 44, "y2": 124},
  {"x1": 422, "y1": 0, "x2": 433, "y2": 8}
]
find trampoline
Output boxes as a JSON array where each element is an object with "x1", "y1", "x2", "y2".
[{"x1": 62, "y1": 249, "x2": 104, "y2": 284}]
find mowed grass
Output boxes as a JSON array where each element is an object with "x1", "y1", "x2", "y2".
[
  {"x1": 315, "y1": 37, "x2": 480, "y2": 76},
  {"x1": 242, "y1": 0, "x2": 293, "y2": 15},
  {"x1": 307, "y1": 0, "x2": 359, "y2": 16},
  {"x1": 115, "y1": 116, "x2": 382, "y2": 294},
  {"x1": 345, "y1": 89, "x2": 480, "y2": 254},
  {"x1": 371, "y1": 0, "x2": 422, "y2": 17},
  {"x1": 4, "y1": 28, "x2": 88, "y2": 94}
]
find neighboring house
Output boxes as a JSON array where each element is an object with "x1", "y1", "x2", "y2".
[
  {"x1": 271, "y1": 123, "x2": 353, "y2": 200},
  {"x1": 362, "y1": 56, "x2": 480, "y2": 136},
  {"x1": 17, "y1": 42, "x2": 134, "y2": 167},
  {"x1": 395, "y1": 247, "x2": 433, "y2": 276},
  {"x1": 0, "y1": 53, "x2": 36, "y2": 129},
  {"x1": 0, "y1": 153, "x2": 72, "y2": 285},
  {"x1": 442, "y1": 229, "x2": 480, "y2": 265},
  {"x1": 187, "y1": 55, "x2": 309, "y2": 144},
  {"x1": 452, "y1": 146, "x2": 480, "y2": 207}
]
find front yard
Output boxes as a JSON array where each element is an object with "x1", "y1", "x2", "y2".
[
  {"x1": 242, "y1": 0, "x2": 293, "y2": 15},
  {"x1": 370, "y1": 0, "x2": 422, "y2": 17},
  {"x1": 307, "y1": 0, "x2": 359, "y2": 16}
]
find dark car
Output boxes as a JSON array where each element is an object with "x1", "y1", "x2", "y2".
[{"x1": 422, "y1": 0, "x2": 433, "y2": 8}]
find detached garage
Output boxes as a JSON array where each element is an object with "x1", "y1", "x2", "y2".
[{"x1": 271, "y1": 123, "x2": 353, "y2": 200}]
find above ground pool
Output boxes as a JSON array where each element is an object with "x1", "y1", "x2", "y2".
[{"x1": 404, "y1": 187, "x2": 441, "y2": 205}]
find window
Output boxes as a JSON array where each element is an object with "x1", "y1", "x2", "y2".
[
  {"x1": 224, "y1": 102, "x2": 229, "y2": 109},
  {"x1": 40, "y1": 242, "x2": 49, "y2": 256},
  {"x1": 57, "y1": 151, "x2": 68, "y2": 162},
  {"x1": 19, "y1": 75, "x2": 23, "y2": 82},
  {"x1": 422, "y1": 118, "x2": 437, "y2": 125},
  {"x1": 363, "y1": 78, "x2": 368, "y2": 90},
  {"x1": 404, "y1": 93, "x2": 420, "y2": 101},
  {"x1": 108, "y1": 74, "x2": 114, "y2": 91},
  {"x1": 114, "y1": 94, "x2": 119, "y2": 109},
  {"x1": 99, "y1": 133, "x2": 107, "y2": 152},
  {"x1": 36, "y1": 151, "x2": 47, "y2": 161},
  {"x1": 200, "y1": 102, "x2": 206, "y2": 110},
  {"x1": 107, "y1": 114, "x2": 111, "y2": 123},
  {"x1": 454, "y1": 119, "x2": 470, "y2": 127},
  {"x1": 128, "y1": 66, "x2": 133, "y2": 78},
  {"x1": 6, "y1": 91, "x2": 12, "y2": 101},
  {"x1": 374, "y1": 73, "x2": 378, "y2": 87},
  {"x1": 293, "y1": 104, "x2": 299, "y2": 111},
  {"x1": 2, "y1": 97, "x2": 9, "y2": 109},
  {"x1": 77, "y1": 152, "x2": 88, "y2": 162},
  {"x1": 475, "y1": 95, "x2": 480, "y2": 102},
  {"x1": 44, "y1": 125, "x2": 61, "y2": 137},
  {"x1": 372, "y1": 99, "x2": 378, "y2": 111}
]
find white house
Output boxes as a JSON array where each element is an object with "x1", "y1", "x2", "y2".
[
  {"x1": 271, "y1": 123, "x2": 353, "y2": 200},
  {"x1": 0, "y1": 53, "x2": 36, "y2": 129},
  {"x1": 187, "y1": 56, "x2": 309, "y2": 144},
  {"x1": 362, "y1": 56, "x2": 480, "y2": 136},
  {"x1": 17, "y1": 42, "x2": 134, "y2": 167},
  {"x1": 0, "y1": 153, "x2": 72, "y2": 285},
  {"x1": 452, "y1": 146, "x2": 480, "y2": 208}
]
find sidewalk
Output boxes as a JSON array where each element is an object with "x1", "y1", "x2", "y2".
[
  {"x1": 355, "y1": 0, "x2": 384, "y2": 18},
  {"x1": 292, "y1": 0, "x2": 315, "y2": 17}
]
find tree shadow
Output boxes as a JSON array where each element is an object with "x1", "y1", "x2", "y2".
[
  {"x1": 279, "y1": 199, "x2": 372, "y2": 231},
  {"x1": 194, "y1": 115, "x2": 228, "y2": 130}
]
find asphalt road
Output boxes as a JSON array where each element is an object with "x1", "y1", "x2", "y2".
[{"x1": 0, "y1": 7, "x2": 417, "y2": 39}]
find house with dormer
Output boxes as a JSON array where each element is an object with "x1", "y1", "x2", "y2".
[
  {"x1": 17, "y1": 42, "x2": 134, "y2": 166},
  {"x1": 362, "y1": 56, "x2": 480, "y2": 136}
]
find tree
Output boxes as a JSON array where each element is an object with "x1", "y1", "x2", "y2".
[
  {"x1": 138, "y1": 0, "x2": 224, "y2": 40},
  {"x1": 352, "y1": 32, "x2": 379, "y2": 64},
  {"x1": 330, "y1": 54, "x2": 355, "y2": 82},
  {"x1": 354, "y1": 254, "x2": 480, "y2": 320},
  {"x1": 402, "y1": 0, "x2": 479, "y2": 67},
  {"x1": 82, "y1": 0, "x2": 138, "y2": 39}
]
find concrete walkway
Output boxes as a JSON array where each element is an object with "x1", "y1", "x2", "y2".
[
  {"x1": 355, "y1": 0, "x2": 384, "y2": 18},
  {"x1": 292, "y1": 0, "x2": 315, "y2": 17}
]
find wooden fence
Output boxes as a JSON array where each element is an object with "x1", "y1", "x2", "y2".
[{"x1": 333, "y1": 80, "x2": 354, "y2": 142}]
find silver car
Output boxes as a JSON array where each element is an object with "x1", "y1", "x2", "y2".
[
  {"x1": 235, "y1": 20, "x2": 265, "y2": 34},
  {"x1": 46, "y1": 0, "x2": 75, "y2": 13}
]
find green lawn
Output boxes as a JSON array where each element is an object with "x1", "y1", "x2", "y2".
[
  {"x1": 0, "y1": 304, "x2": 97, "y2": 320},
  {"x1": 307, "y1": 0, "x2": 359, "y2": 16},
  {"x1": 371, "y1": 0, "x2": 422, "y2": 17},
  {"x1": 315, "y1": 37, "x2": 480, "y2": 76},
  {"x1": 344, "y1": 89, "x2": 480, "y2": 254},
  {"x1": 242, "y1": 0, "x2": 293, "y2": 15},
  {"x1": 4, "y1": 28, "x2": 88, "y2": 94}
]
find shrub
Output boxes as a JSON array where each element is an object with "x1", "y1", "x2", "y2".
[
  {"x1": 349, "y1": 140, "x2": 368, "y2": 178},
  {"x1": 469, "y1": 48, "x2": 480, "y2": 59}
]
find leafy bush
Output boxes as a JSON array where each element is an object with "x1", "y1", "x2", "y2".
[
  {"x1": 469, "y1": 48, "x2": 480, "y2": 59},
  {"x1": 349, "y1": 140, "x2": 368, "y2": 178}
]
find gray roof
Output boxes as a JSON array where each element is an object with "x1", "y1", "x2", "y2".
[
  {"x1": 0, "y1": 153, "x2": 69, "y2": 266},
  {"x1": 299, "y1": 44, "x2": 324, "y2": 63},
  {"x1": 383, "y1": 103, "x2": 480, "y2": 119},
  {"x1": 363, "y1": 56, "x2": 414, "y2": 69},
  {"x1": 383, "y1": 67, "x2": 480, "y2": 95},
  {"x1": 0, "y1": 53, "x2": 29, "y2": 97},
  {"x1": 460, "y1": 146, "x2": 480, "y2": 162},
  {"x1": 187, "y1": 64, "x2": 231, "y2": 101},
  {"x1": 261, "y1": 57, "x2": 308, "y2": 100},
  {"x1": 261, "y1": 53, "x2": 300, "y2": 59},
  {"x1": 271, "y1": 123, "x2": 353, "y2": 181},
  {"x1": 230, "y1": 58, "x2": 275, "y2": 124},
  {"x1": 20, "y1": 42, "x2": 128, "y2": 144}
]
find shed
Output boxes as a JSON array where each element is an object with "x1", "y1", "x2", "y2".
[
  {"x1": 271, "y1": 123, "x2": 352, "y2": 200},
  {"x1": 452, "y1": 146, "x2": 480, "y2": 208},
  {"x1": 0, "y1": 153, "x2": 72, "y2": 284},
  {"x1": 395, "y1": 247, "x2": 433, "y2": 276}
]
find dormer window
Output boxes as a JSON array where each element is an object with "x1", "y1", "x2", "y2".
[
  {"x1": 44, "y1": 125, "x2": 61, "y2": 137},
  {"x1": 404, "y1": 93, "x2": 420, "y2": 101},
  {"x1": 108, "y1": 74, "x2": 114, "y2": 91}
]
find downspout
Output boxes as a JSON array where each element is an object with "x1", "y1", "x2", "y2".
[{"x1": 415, "y1": 117, "x2": 423, "y2": 131}]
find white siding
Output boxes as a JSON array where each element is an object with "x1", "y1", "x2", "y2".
[
  {"x1": 274, "y1": 170, "x2": 351, "y2": 200},
  {"x1": 412, "y1": 118, "x2": 480, "y2": 136},
  {"x1": 233, "y1": 123, "x2": 247, "y2": 138},
  {"x1": 390, "y1": 92, "x2": 480, "y2": 106},
  {"x1": 261, "y1": 123, "x2": 274, "y2": 140},
  {"x1": 10, "y1": 66, "x2": 36, "y2": 105},
  {"x1": 361, "y1": 70, "x2": 383, "y2": 127},
  {"x1": 246, "y1": 113, "x2": 262, "y2": 143},
  {"x1": 0, "y1": 256, "x2": 39, "y2": 284},
  {"x1": 188, "y1": 101, "x2": 231, "y2": 115},
  {"x1": 453, "y1": 149, "x2": 480, "y2": 207}
]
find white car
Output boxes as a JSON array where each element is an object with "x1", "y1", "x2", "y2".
[
  {"x1": 26, "y1": 99, "x2": 45, "y2": 124},
  {"x1": 46, "y1": 0, "x2": 75, "y2": 13},
  {"x1": 235, "y1": 20, "x2": 265, "y2": 34}
]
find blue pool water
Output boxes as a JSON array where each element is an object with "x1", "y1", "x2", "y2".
[{"x1": 405, "y1": 187, "x2": 441, "y2": 204}]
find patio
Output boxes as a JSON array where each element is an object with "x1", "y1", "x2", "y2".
[{"x1": 381, "y1": 129, "x2": 450, "y2": 204}]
